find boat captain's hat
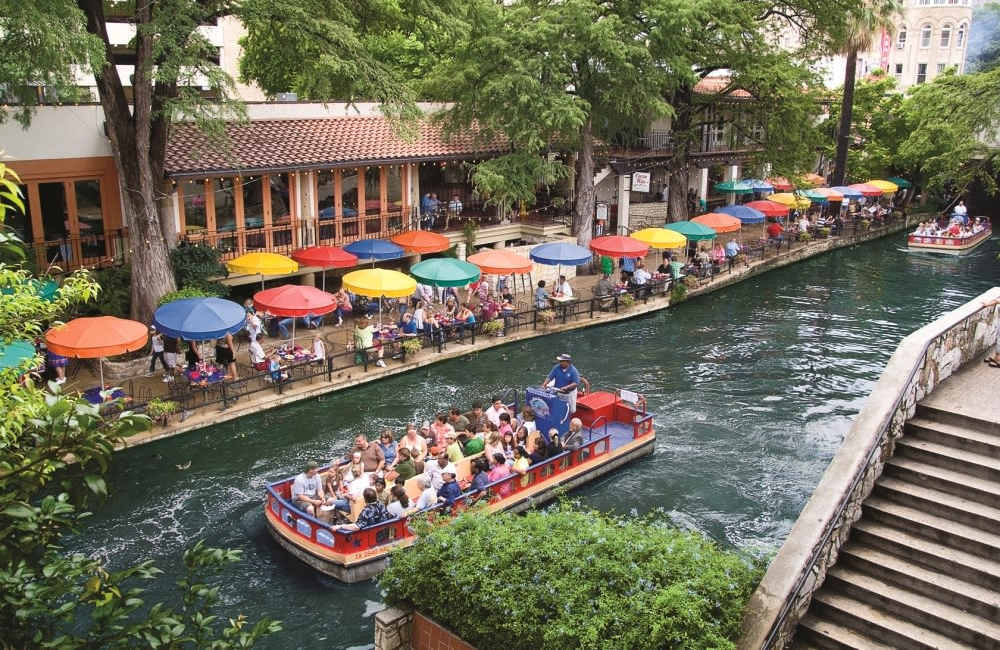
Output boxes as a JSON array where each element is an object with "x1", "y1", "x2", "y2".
[{"x1": 556, "y1": 353, "x2": 572, "y2": 362}]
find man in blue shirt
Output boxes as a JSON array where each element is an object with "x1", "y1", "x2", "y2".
[{"x1": 542, "y1": 353, "x2": 580, "y2": 414}]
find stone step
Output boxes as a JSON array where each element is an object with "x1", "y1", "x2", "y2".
[
  {"x1": 810, "y1": 590, "x2": 969, "y2": 650},
  {"x1": 839, "y1": 543, "x2": 1000, "y2": 622},
  {"x1": 795, "y1": 614, "x2": 896, "y2": 650},
  {"x1": 875, "y1": 475, "x2": 1000, "y2": 533},
  {"x1": 852, "y1": 520, "x2": 1000, "y2": 591},
  {"x1": 864, "y1": 497, "x2": 1000, "y2": 560},
  {"x1": 825, "y1": 566, "x2": 1000, "y2": 647},
  {"x1": 895, "y1": 437, "x2": 1000, "y2": 483},
  {"x1": 906, "y1": 416, "x2": 1000, "y2": 459},
  {"x1": 885, "y1": 456, "x2": 1000, "y2": 508},
  {"x1": 917, "y1": 403, "x2": 1000, "y2": 437}
]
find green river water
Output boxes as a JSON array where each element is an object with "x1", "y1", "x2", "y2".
[{"x1": 71, "y1": 234, "x2": 1000, "y2": 648}]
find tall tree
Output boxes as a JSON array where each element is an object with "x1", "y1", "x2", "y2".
[
  {"x1": 830, "y1": 1, "x2": 900, "y2": 186},
  {"x1": 0, "y1": 0, "x2": 449, "y2": 323}
]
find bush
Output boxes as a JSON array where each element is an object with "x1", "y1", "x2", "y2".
[
  {"x1": 481, "y1": 319, "x2": 504, "y2": 335},
  {"x1": 401, "y1": 337, "x2": 423, "y2": 355},
  {"x1": 158, "y1": 286, "x2": 223, "y2": 306},
  {"x1": 170, "y1": 242, "x2": 228, "y2": 295},
  {"x1": 536, "y1": 309, "x2": 556, "y2": 323},
  {"x1": 80, "y1": 265, "x2": 131, "y2": 317},
  {"x1": 619, "y1": 292, "x2": 635, "y2": 308},
  {"x1": 799, "y1": 231, "x2": 812, "y2": 242},
  {"x1": 670, "y1": 282, "x2": 687, "y2": 304},
  {"x1": 381, "y1": 505, "x2": 765, "y2": 650}
]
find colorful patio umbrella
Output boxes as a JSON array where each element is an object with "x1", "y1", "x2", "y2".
[
  {"x1": 410, "y1": 258, "x2": 481, "y2": 287},
  {"x1": 887, "y1": 176, "x2": 912, "y2": 189},
  {"x1": 589, "y1": 235, "x2": 650, "y2": 258},
  {"x1": 801, "y1": 173, "x2": 826, "y2": 187},
  {"x1": 253, "y1": 285, "x2": 337, "y2": 345},
  {"x1": 342, "y1": 269, "x2": 416, "y2": 298},
  {"x1": 45, "y1": 316, "x2": 148, "y2": 388},
  {"x1": 664, "y1": 221, "x2": 717, "y2": 241},
  {"x1": 741, "y1": 178, "x2": 774, "y2": 192},
  {"x1": 529, "y1": 242, "x2": 593, "y2": 267},
  {"x1": 226, "y1": 252, "x2": 299, "y2": 290},
  {"x1": 831, "y1": 186, "x2": 863, "y2": 201},
  {"x1": 466, "y1": 249, "x2": 533, "y2": 275},
  {"x1": 153, "y1": 297, "x2": 246, "y2": 341},
  {"x1": 713, "y1": 180, "x2": 754, "y2": 194},
  {"x1": 2, "y1": 278, "x2": 59, "y2": 302},
  {"x1": 848, "y1": 183, "x2": 883, "y2": 197},
  {"x1": 769, "y1": 193, "x2": 812, "y2": 209},
  {"x1": 767, "y1": 177, "x2": 794, "y2": 191},
  {"x1": 0, "y1": 340, "x2": 37, "y2": 371},
  {"x1": 344, "y1": 238, "x2": 405, "y2": 262},
  {"x1": 716, "y1": 205, "x2": 766, "y2": 224},
  {"x1": 811, "y1": 188, "x2": 844, "y2": 202},
  {"x1": 692, "y1": 213, "x2": 742, "y2": 233},
  {"x1": 796, "y1": 189, "x2": 828, "y2": 205},
  {"x1": 390, "y1": 230, "x2": 451, "y2": 254},
  {"x1": 631, "y1": 228, "x2": 687, "y2": 249},
  {"x1": 744, "y1": 200, "x2": 789, "y2": 218},
  {"x1": 867, "y1": 179, "x2": 899, "y2": 193},
  {"x1": 291, "y1": 246, "x2": 358, "y2": 291}
]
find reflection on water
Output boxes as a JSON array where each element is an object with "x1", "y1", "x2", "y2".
[{"x1": 70, "y1": 235, "x2": 1000, "y2": 648}]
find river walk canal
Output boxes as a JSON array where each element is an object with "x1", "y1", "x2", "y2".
[{"x1": 70, "y1": 234, "x2": 1000, "y2": 648}]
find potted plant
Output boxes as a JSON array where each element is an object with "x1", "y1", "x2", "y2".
[
  {"x1": 401, "y1": 337, "x2": 423, "y2": 356},
  {"x1": 482, "y1": 319, "x2": 504, "y2": 336},
  {"x1": 619, "y1": 293, "x2": 635, "y2": 309},
  {"x1": 799, "y1": 231, "x2": 812, "y2": 242},
  {"x1": 860, "y1": 219, "x2": 871, "y2": 232},
  {"x1": 146, "y1": 398, "x2": 179, "y2": 426},
  {"x1": 820, "y1": 227, "x2": 831, "y2": 238},
  {"x1": 670, "y1": 283, "x2": 687, "y2": 304},
  {"x1": 536, "y1": 309, "x2": 556, "y2": 327}
]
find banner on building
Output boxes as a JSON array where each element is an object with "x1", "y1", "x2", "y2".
[
  {"x1": 631, "y1": 172, "x2": 651, "y2": 193},
  {"x1": 879, "y1": 28, "x2": 891, "y2": 71}
]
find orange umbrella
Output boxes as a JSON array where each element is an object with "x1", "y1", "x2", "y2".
[
  {"x1": 802, "y1": 173, "x2": 826, "y2": 187},
  {"x1": 812, "y1": 187, "x2": 844, "y2": 202},
  {"x1": 390, "y1": 230, "x2": 451, "y2": 254},
  {"x1": 692, "y1": 212, "x2": 742, "y2": 233},
  {"x1": 766, "y1": 177, "x2": 794, "y2": 191},
  {"x1": 466, "y1": 249, "x2": 533, "y2": 274},
  {"x1": 46, "y1": 316, "x2": 148, "y2": 388}
]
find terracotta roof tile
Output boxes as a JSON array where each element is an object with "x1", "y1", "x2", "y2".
[
  {"x1": 694, "y1": 77, "x2": 753, "y2": 98},
  {"x1": 164, "y1": 116, "x2": 508, "y2": 177}
]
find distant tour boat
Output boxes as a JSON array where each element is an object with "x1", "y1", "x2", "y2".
[
  {"x1": 907, "y1": 220, "x2": 991, "y2": 255},
  {"x1": 264, "y1": 387, "x2": 655, "y2": 583}
]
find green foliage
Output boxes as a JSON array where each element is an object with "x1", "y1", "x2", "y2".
[
  {"x1": 77, "y1": 265, "x2": 132, "y2": 318},
  {"x1": 158, "y1": 287, "x2": 222, "y2": 306},
  {"x1": 471, "y1": 153, "x2": 571, "y2": 219},
  {"x1": 799, "y1": 231, "x2": 812, "y2": 242},
  {"x1": 461, "y1": 219, "x2": 479, "y2": 253},
  {"x1": 481, "y1": 319, "x2": 503, "y2": 335},
  {"x1": 671, "y1": 282, "x2": 688, "y2": 304},
  {"x1": 536, "y1": 309, "x2": 556, "y2": 324},
  {"x1": 619, "y1": 292, "x2": 636, "y2": 308},
  {"x1": 145, "y1": 398, "x2": 179, "y2": 419},
  {"x1": 170, "y1": 243, "x2": 229, "y2": 295},
  {"x1": 381, "y1": 504, "x2": 765, "y2": 650},
  {"x1": 401, "y1": 337, "x2": 423, "y2": 355}
]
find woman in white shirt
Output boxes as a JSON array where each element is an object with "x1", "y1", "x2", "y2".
[
  {"x1": 312, "y1": 336, "x2": 326, "y2": 363},
  {"x1": 413, "y1": 300, "x2": 426, "y2": 332},
  {"x1": 248, "y1": 336, "x2": 267, "y2": 371}
]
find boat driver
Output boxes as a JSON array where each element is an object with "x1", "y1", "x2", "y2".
[{"x1": 542, "y1": 353, "x2": 580, "y2": 414}]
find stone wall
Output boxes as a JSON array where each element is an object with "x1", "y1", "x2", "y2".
[
  {"x1": 374, "y1": 607, "x2": 476, "y2": 650},
  {"x1": 374, "y1": 607, "x2": 412, "y2": 650},
  {"x1": 739, "y1": 287, "x2": 1000, "y2": 649},
  {"x1": 502, "y1": 238, "x2": 578, "y2": 287}
]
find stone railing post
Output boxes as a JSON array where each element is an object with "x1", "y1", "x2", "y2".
[{"x1": 374, "y1": 606, "x2": 413, "y2": 650}]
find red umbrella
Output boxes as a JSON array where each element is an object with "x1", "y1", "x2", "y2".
[
  {"x1": 589, "y1": 235, "x2": 649, "y2": 258},
  {"x1": 291, "y1": 246, "x2": 358, "y2": 291},
  {"x1": 848, "y1": 183, "x2": 883, "y2": 197},
  {"x1": 390, "y1": 230, "x2": 451, "y2": 254},
  {"x1": 766, "y1": 177, "x2": 794, "y2": 191},
  {"x1": 45, "y1": 316, "x2": 148, "y2": 388},
  {"x1": 254, "y1": 285, "x2": 337, "y2": 345},
  {"x1": 744, "y1": 200, "x2": 790, "y2": 217}
]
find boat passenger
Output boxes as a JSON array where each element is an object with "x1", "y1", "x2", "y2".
[
  {"x1": 529, "y1": 435, "x2": 549, "y2": 464},
  {"x1": 290, "y1": 461, "x2": 325, "y2": 517},
  {"x1": 487, "y1": 453, "x2": 513, "y2": 497},
  {"x1": 463, "y1": 401, "x2": 489, "y2": 433},
  {"x1": 378, "y1": 430, "x2": 397, "y2": 467},
  {"x1": 393, "y1": 448, "x2": 417, "y2": 481},
  {"x1": 498, "y1": 412, "x2": 513, "y2": 436},
  {"x1": 426, "y1": 451, "x2": 456, "y2": 491},
  {"x1": 373, "y1": 476, "x2": 392, "y2": 505},
  {"x1": 353, "y1": 435, "x2": 385, "y2": 473},
  {"x1": 514, "y1": 426, "x2": 529, "y2": 450},
  {"x1": 339, "y1": 488, "x2": 391, "y2": 531},
  {"x1": 449, "y1": 407, "x2": 470, "y2": 433},
  {"x1": 483, "y1": 432, "x2": 504, "y2": 462},
  {"x1": 462, "y1": 429, "x2": 485, "y2": 456},
  {"x1": 437, "y1": 471, "x2": 462, "y2": 506},
  {"x1": 548, "y1": 433, "x2": 564, "y2": 456},
  {"x1": 542, "y1": 353, "x2": 580, "y2": 414},
  {"x1": 387, "y1": 485, "x2": 411, "y2": 519},
  {"x1": 469, "y1": 458, "x2": 491, "y2": 494},
  {"x1": 446, "y1": 432, "x2": 464, "y2": 463},
  {"x1": 415, "y1": 477, "x2": 437, "y2": 510},
  {"x1": 512, "y1": 446, "x2": 532, "y2": 487},
  {"x1": 501, "y1": 432, "x2": 516, "y2": 461},
  {"x1": 399, "y1": 425, "x2": 428, "y2": 462},
  {"x1": 563, "y1": 417, "x2": 585, "y2": 450},
  {"x1": 431, "y1": 413, "x2": 455, "y2": 449},
  {"x1": 485, "y1": 396, "x2": 509, "y2": 428}
]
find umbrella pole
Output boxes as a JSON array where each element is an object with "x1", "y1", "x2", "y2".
[
  {"x1": 99, "y1": 358, "x2": 104, "y2": 389},
  {"x1": 291, "y1": 318, "x2": 296, "y2": 348},
  {"x1": 260, "y1": 273, "x2": 265, "y2": 291}
]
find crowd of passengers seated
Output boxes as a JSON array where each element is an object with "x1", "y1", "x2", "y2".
[
  {"x1": 913, "y1": 215, "x2": 988, "y2": 239},
  {"x1": 289, "y1": 398, "x2": 588, "y2": 530}
]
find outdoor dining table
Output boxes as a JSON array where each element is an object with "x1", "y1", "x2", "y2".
[
  {"x1": 82, "y1": 386, "x2": 127, "y2": 405},
  {"x1": 186, "y1": 365, "x2": 226, "y2": 386}
]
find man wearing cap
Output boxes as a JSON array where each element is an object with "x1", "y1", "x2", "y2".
[
  {"x1": 542, "y1": 354, "x2": 580, "y2": 414},
  {"x1": 291, "y1": 461, "x2": 325, "y2": 516}
]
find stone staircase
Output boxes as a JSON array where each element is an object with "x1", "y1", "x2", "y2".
[{"x1": 794, "y1": 403, "x2": 1000, "y2": 649}]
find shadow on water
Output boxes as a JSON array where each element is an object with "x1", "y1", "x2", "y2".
[{"x1": 68, "y1": 234, "x2": 1000, "y2": 648}]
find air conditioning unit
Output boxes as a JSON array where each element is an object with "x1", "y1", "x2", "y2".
[
  {"x1": 276, "y1": 92, "x2": 298, "y2": 103},
  {"x1": 897, "y1": 43, "x2": 905, "y2": 49}
]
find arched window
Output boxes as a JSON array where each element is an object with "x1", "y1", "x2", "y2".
[
  {"x1": 940, "y1": 23, "x2": 952, "y2": 48},
  {"x1": 920, "y1": 23, "x2": 932, "y2": 48},
  {"x1": 957, "y1": 23, "x2": 967, "y2": 47},
  {"x1": 897, "y1": 26, "x2": 907, "y2": 48}
]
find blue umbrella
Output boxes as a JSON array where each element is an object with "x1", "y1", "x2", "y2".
[
  {"x1": 529, "y1": 242, "x2": 593, "y2": 267},
  {"x1": 344, "y1": 238, "x2": 405, "y2": 262},
  {"x1": 741, "y1": 178, "x2": 774, "y2": 192},
  {"x1": 716, "y1": 205, "x2": 766, "y2": 224},
  {"x1": 831, "y1": 186, "x2": 863, "y2": 201},
  {"x1": 153, "y1": 297, "x2": 246, "y2": 341}
]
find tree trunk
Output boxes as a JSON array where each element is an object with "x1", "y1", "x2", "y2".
[
  {"x1": 80, "y1": 0, "x2": 177, "y2": 323},
  {"x1": 668, "y1": 167, "x2": 690, "y2": 223},
  {"x1": 832, "y1": 49, "x2": 858, "y2": 186},
  {"x1": 574, "y1": 119, "x2": 595, "y2": 249}
]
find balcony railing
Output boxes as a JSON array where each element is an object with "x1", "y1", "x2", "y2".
[{"x1": 24, "y1": 229, "x2": 129, "y2": 272}]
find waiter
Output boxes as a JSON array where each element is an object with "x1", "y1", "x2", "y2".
[{"x1": 542, "y1": 353, "x2": 580, "y2": 415}]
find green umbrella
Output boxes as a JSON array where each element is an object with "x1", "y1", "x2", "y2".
[
  {"x1": 798, "y1": 189, "x2": 829, "y2": 204},
  {"x1": 0, "y1": 340, "x2": 37, "y2": 370},
  {"x1": 714, "y1": 180, "x2": 754, "y2": 194},
  {"x1": 410, "y1": 258, "x2": 481, "y2": 287},
  {"x1": 1, "y1": 279, "x2": 59, "y2": 302},
  {"x1": 887, "y1": 176, "x2": 912, "y2": 189},
  {"x1": 664, "y1": 221, "x2": 717, "y2": 241}
]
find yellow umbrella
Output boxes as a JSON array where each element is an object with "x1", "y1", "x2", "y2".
[
  {"x1": 342, "y1": 268, "x2": 416, "y2": 298},
  {"x1": 866, "y1": 179, "x2": 899, "y2": 193},
  {"x1": 769, "y1": 193, "x2": 812, "y2": 210},
  {"x1": 630, "y1": 228, "x2": 686, "y2": 249},
  {"x1": 227, "y1": 253, "x2": 299, "y2": 289}
]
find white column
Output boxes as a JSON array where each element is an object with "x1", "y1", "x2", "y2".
[
  {"x1": 698, "y1": 168, "x2": 708, "y2": 212},
  {"x1": 617, "y1": 173, "x2": 631, "y2": 233},
  {"x1": 170, "y1": 189, "x2": 181, "y2": 238},
  {"x1": 727, "y1": 165, "x2": 740, "y2": 205}
]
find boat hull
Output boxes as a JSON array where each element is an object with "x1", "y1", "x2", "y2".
[
  {"x1": 907, "y1": 227, "x2": 991, "y2": 255},
  {"x1": 265, "y1": 426, "x2": 655, "y2": 583}
]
